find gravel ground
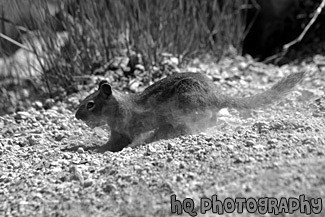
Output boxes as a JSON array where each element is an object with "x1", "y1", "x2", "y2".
[{"x1": 1, "y1": 56, "x2": 325, "y2": 217}]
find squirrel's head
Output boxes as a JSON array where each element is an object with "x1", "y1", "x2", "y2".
[{"x1": 75, "y1": 80, "x2": 116, "y2": 128}]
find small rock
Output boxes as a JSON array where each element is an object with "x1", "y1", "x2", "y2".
[
  {"x1": 205, "y1": 136, "x2": 213, "y2": 142},
  {"x1": 218, "y1": 108, "x2": 231, "y2": 117},
  {"x1": 52, "y1": 167, "x2": 62, "y2": 173},
  {"x1": 134, "y1": 165, "x2": 142, "y2": 171},
  {"x1": 11, "y1": 161, "x2": 21, "y2": 169},
  {"x1": 0, "y1": 176, "x2": 12, "y2": 183},
  {"x1": 187, "y1": 172, "x2": 195, "y2": 179},
  {"x1": 84, "y1": 179, "x2": 93, "y2": 188},
  {"x1": 175, "y1": 175, "x2": 183, "y2": 182},
  {"x1": 307, "y1": 146, "x2": 315, "y2": 153},
  {"x1": 248, "y1": 157, "x2": 256, "y2": 163},
  {"x1": 98, "y1": 166, "x2": 117, "y2": 175},
  {"x1": 135, "y1": 64, "x2": 145, "y2": 71},
  {"x1": 50, "y1": 161, "x2": 60, "y2": 167},
  {"x1": 62, "y1": 153, "x2": 71, "y2": 159},
  {"x1": 60, "y1": 123, "x2": 69, "y2": 130},
  {"x1": 129, "y1": 80, "x2": 141, "y2": 92},
  {"x1": 233, "y1": 158, "x2": 244, "y2": 164},
  {"x1": 28, "y1": 136, "x2": 39, "y2": 146},
  {"x1": 207, "y1": 142, "x2": 214, "y2": 146},
  {"x1": 238, "y1": 62, "x2": 249, "y2": 71},
  {"x1": 167, "y1": 142, "x2": 176, "y2": 150},
  {"x1": 77, "y1": 147, "x2": 85, "y2": 153},
  {"x1": 92, "y1": 159, "x2": 101, "y2": 166},
  {"x1": 69, "y1": 166, "x2": 84, "y2": 184},
  {"x1": 32, "y1": 101, "x2": 43, "y2": 110},
  {"x1": 146, "y1": 145, "x2": 156, "y2": 154},
  {"x1": 226, "y1": 144, "x2": 234, "y2": 151},
  {"x1": 88, "y1": 166, "x2": 96, "y2": 173},
  {"x1": 245, "y1": 140, "x2": 255, "y2": 147},
  {"x1": 14, "y1": 111, "x2": 31, "y2": 120},
  {"x1": 21, "y1": 162, "x2": 30, "y2": 169},
  {"x1": 267, "y1": 139, "x2": 278, "y2": 144},
  {"x1": 179, "y1": 162, "x2": 185, "y2": 169},
  {"x1": 253, "y1": 144, "x2": 265, "y2": 150},
  {"x1": 102, "y1": 183, "x2": 116, "y2": 193},
  {"x1": 44, "y1": 98, "x2": 55, "y2": 109},
  {"x1": 212, "y1": 75, "x2": 222, "y2": 81},
  {"x1": 51, "y1": 106, "x2": 59, "y2": 111},
  {"x1": 235, "y1": 126, "x2": 244, "y2": 134},
  {"x1": 18, "y1": 138, "x2": 29, "y2": 147},
  {"x1": 54, "y1": 133, "x2": 65, "y2": 142}
]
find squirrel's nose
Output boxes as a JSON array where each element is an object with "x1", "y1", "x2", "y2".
[{"x1": 75, "y1": 111, "x2": 82, "y2": 120}]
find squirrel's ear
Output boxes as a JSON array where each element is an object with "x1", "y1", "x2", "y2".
[
  {"x1": 99, "y1": 82, "x2": 112, "y2": 97},
  {"x1": 98, "y1": 80, "x2": 109, "y2": 90}
]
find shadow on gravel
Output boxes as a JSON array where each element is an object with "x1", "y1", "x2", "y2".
[{"x1": 61, "y1": 144, "x2": 103, "y2": 153}]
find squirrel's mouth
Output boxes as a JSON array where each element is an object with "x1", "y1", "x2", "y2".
[
  {"x1": 85, "y1": 120, "x2": 106, "y2": 129},
  {"x1": 84, "y1": 120, "x2": 99, "y2": 128}
]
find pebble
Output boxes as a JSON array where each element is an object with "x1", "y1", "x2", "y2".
[
  {"x1": 88, "y1": 166, "x2": 96, "y2": 173},
  {"x1": 62, "y1": 153, "x2": 72, "y2": 159},
  {"x1": 129, "y1": 80, "x2": 141, "y2": 92},
  {"x1": 50, "y1": 161, "x2": 60, "y2": 167},
  {"x1": 28, "y1": 136, "x2": 39, "y2": 146},
  {"x1": 44, "y1": 99, "x2": 55, "y2": 109},
  {"x1": 176, "y1": 175, "x2": 183, "y2": 182},
  {"x1": 14, "y1": 111, "x2": 31, "y2": 120},
  {"x1": 167, "y1": 142, "x2": 176, "y2": 150},
  {"x1": 52, "y1": 167, "x2": 62, "y2": 173},
  {"x1": 253, "y1": 144, "x2": 265, "y2": 150},
  {"x1": 146, "y1": 145, "x2": 156, "y2": 154},
  {"x1": 84, "y1": 179, "x2": 93, "y2": 188},
  {"x1": 238, "y1": 62, "x2": 249, "y2": 71},
  {"x1": 77, "y1": 147, "x2": 85, "y2": 153},
  {"x1": 60, "y1": 123, "x2": 69, "y2": 130},
  {"x1": 233, "y1": 157, "x2": 244, "y2": 164},
  {"x1": 54, "y1": 133, "x2": 65, "y2": 142},
  {"x1": 32, "y1": 101, "x2": 43, "y2": 110},
  {"x1": 92, "y1": 159, "x2": 101, "y2": 166},
  {"x1": 69, "y1": 166, "x2": 84, "y2": 184},
  {"x1": 135, "y1": 64, "x2": 145, "y2": 71},
  {"x1": 267, "y1": 139, "x2": 278, "y2": 144},
  {"x1": 245, "y1": 140, "x2": 255, "y2": 147},
  {"x1": 226, "y1": 144, "x2": 234, "y2": 151},
  {"x1": 218, "y1": 108, "x2": 231, "y2": 117},
  {"x1": 102, "y1": 183, "x2": 116, "y2": 193},
  {"x1": 179, "y1": 162, "x2": 185, "y2": 169}
]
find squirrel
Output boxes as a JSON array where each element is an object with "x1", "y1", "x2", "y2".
[{"x1": 75, "y1": 71, "x2": 305, "y2": 152}]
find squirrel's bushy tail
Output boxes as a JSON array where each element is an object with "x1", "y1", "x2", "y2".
[{"x1": 221, "y1": 71, "x2": 305, "y2": 109}]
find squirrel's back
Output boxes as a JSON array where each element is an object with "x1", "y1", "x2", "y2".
[
  {"x1": 136, "y1": 72, "x2": 226, "y2": 110},
  {"x1": 136, "y1": 71, "x2": 305, "y2": 111}
]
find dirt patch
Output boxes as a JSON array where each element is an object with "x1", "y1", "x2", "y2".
[{"x1": 0, "y1": 56, "x2": 324, "y2": 216}]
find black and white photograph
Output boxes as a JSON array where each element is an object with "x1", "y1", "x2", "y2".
[{"x1": 0, "y1": 0, "x2": 324, "y2": 216}]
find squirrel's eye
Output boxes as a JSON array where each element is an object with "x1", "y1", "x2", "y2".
[{"x1": 86, "y1": 101, "x2": 95, "y2": 110}]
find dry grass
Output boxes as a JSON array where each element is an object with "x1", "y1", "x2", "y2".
[
  {"x1": 0, "y1": 0, "x2": 249, "y2": 113},
  {"x1": 31, "y1": 0, "x2": 249, "y2": 80}
]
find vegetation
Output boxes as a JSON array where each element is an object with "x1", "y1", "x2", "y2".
[{"x1": 27, "y1": 0, "x2": 248, "y2": 92}]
